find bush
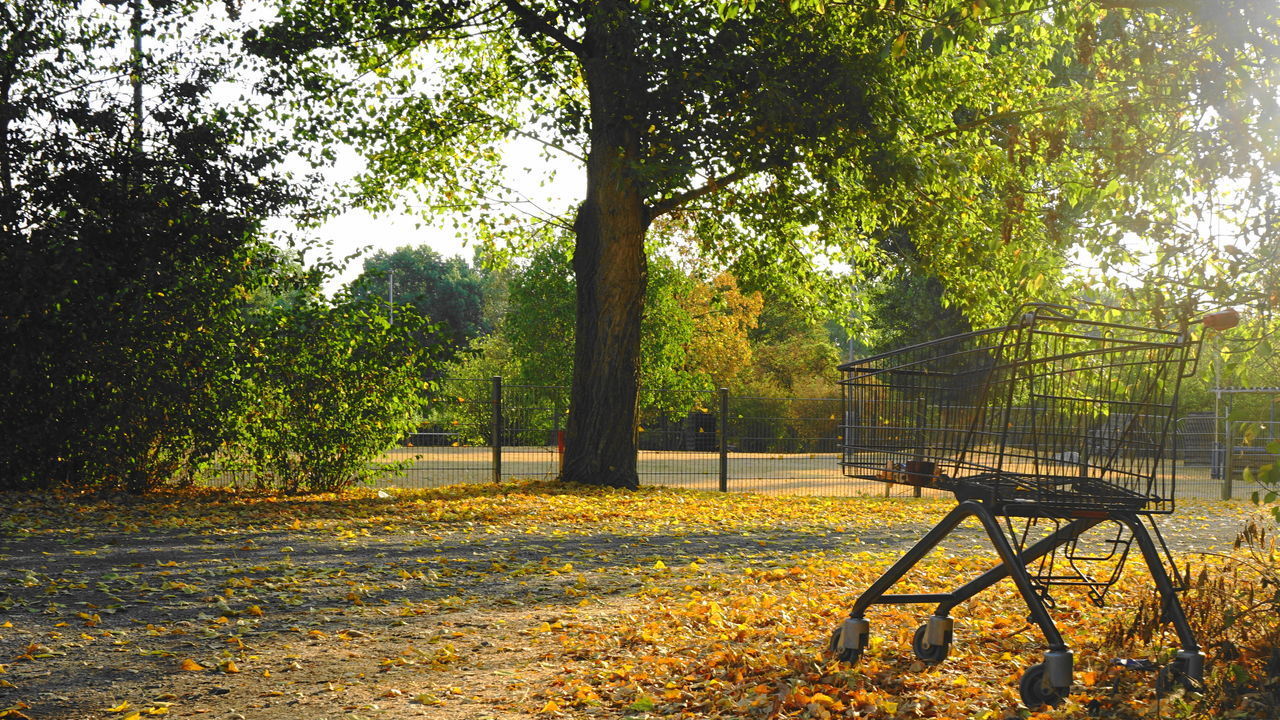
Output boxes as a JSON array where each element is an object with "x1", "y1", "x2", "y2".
[
  {"x1": 0, "y1": 3, "x2": 303, "y2": 493},
  {"x1": 227, "y1": 291, "x2": 431, "y2": 493}
]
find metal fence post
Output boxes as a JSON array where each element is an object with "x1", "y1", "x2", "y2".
[
  {"x1": 552, "y1": 394, "x2": 561, "y2": 446},
  {"x1": 913, "y1": 395, "x2": 925, "y2": 498},
  {"x1": 492, "y1": 376, "x2": 502, "y2": 484},
  {"x1": 554, "y1": 393, "x2": 564, "y2": 475},
  {"x1": 1221, "y1": 420, "x2": 1233, "y2": 500},
  {"x1": 719, "y1": 387, "x2": 729, "y2": 492}
]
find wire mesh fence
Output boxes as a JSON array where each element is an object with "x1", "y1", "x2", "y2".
[
  {"x1": 635, "y1": 386, "x2": 722, "y2": 490},
  {"x1": 1167, "y1": 416, "x2": 1280, "y2": 499},
  {"x1": 203, "y1": 376, "x2": 1272, "y2": 500}
]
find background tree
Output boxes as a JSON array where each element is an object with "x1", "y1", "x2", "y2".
[
  {"x1": 1, "y1": 1, "x2": 434, "y2": 494},
  {"x1": 740, "y1": 284, "x2": 843, "y2": 398},
  {"x1": 0, "y1": 0, "x2": 304, "y2": 491},
  {"x1": 678, "y1": 273, "x2": 763, "y2": 389},
  {"x1": 452, "y1": 240, "x2": 705, "y2": 394},
  {"x1": 492, "y1": 242, "x2": 576, "y2": 389},
  {"x1": 349, "y1": 246, "x2": 488, "y2": 366},
  {"x1": 863, "y1": 275, "x2": 972, "y2": 355}
]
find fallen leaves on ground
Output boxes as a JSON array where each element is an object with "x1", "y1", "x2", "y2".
[{"x1": 0, "y1": 481, "x2": 1272, "y2": 719}]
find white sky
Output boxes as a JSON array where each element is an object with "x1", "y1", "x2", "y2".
[
  {"x1": 119, "y1": 0, "x2": 584, "y2": 293},
  {"x1": 306, "y1": 138, "x2": 584, "y2": 292}
]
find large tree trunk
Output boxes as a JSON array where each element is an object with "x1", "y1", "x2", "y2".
[
  {"x1": 562, "y1": 185, "x2": 648, "y2": 489},
  {"x1": 561, "y1": 2, "x2": 649, "y2": 489}
]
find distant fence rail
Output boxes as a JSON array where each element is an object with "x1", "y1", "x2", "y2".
[
  {"x1": 209, "y1": 377, "x2": 1273, "y2": 500},
  {"x1": 394, "y1": 378, "x2": 889, "y2": 496}
]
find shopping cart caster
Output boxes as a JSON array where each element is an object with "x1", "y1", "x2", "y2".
[
  {"x1": 1019, "y1": 663, "x2": 1067, "y2": 707},
  {"x1": 828, "y1": 617, "x2": 869, "y2": 664},
  {"x1": 1155, "y1": 651, "x2": 1204, "y2": 695},
  {"x1": 911, "y1": 616, "x2": 952, "y2": 665},
  {"x1": 1020, "y1": 651, "x2": 1072, "y2": 708}
]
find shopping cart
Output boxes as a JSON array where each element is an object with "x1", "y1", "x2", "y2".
[{"x1": 828, "y1": 303, "x2": 1238, "y2": 707}]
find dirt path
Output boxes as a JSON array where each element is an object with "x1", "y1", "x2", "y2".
[{"x1": 0, "y1": 490, "x2": 1266, "y2": 720}]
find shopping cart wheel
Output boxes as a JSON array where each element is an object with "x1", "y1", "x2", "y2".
[
  {"x1": 911, "y1": 625, "x2": 949, "y2": 665},
  {"x1": 1155, "y1": 660, "x2": 1201, "y2": 695},
  {"x1": 1019, "y1": 663, "x2": 1067, "y2": 708},
  {"x1": 827, "y1": 619, "x2": 867, "y2": 665}
]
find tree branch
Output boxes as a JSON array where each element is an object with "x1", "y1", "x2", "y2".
[
  {"x1": 1091, "y1": 0, "x2": 1198, "y2": 11},
  {"x1": 503, "y1": 0, "x2": 585, "y2": 57},
  {"x1": 922, "y1": 102, "x2": 1078, "y2": 141},
  {"x1": 429, "y1": 92, "x2": 587, "y2": 163},
  {"x1": 649, "y1": 167, "x2": 755, "y2": 218}
]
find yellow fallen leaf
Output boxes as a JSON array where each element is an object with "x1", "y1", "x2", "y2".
[
  {"x1": 178, "y1": 658, "x2": 204, "y2": 672},
  {"x1": 121, "y1": 712, "x2": 141, "y2": 720},
  {"x1": 652, "y1": 560, "x2": 667, "y2": 570},
  {"x1": 882, "y1": 700, "x2": 899, "y2": 715},
  {"x1": 105, "y1": 701, "x2": 131, "y2": 713},
  {"x1": 541, "y1": 699, "x2": 560, "y2": 713},
  {"x1": 220, "y1": 660, "x2": 240, "y2": 674},
  {"x1": 0, "y1": 702, "x2": 32, "y2": 720},
  {"x1": 0, "y1": 621, "x2": 11, "y2": 628},
  {"x1": 144, "y1": 707, "x2": 168, "y2": 716},
  {"x1": 245, "y1": 605, "x2": 264, "y2": 617}
]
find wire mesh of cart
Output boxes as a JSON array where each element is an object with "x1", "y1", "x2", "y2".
[{"x1": 828, "y1": 304, "x2": 1239, "y2": 709}]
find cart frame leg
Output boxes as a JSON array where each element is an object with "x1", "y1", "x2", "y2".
[
  {"x1": 961, "y1": 504, "x2": 1070, "y2": 658},
  {"x1": 933, "y1": 516, "x2": 1102, "y2": 617},
  {"x1": 839, "y1": 503, "x2": 1204, "y2": 691},
  {"x1": 1119, "y1": 513, "x2": 1204, "y2": 683},
  {"x1": 848, "y1": 501, "x2": 975, "y2": 617},
  {"x1": 847, "y1": 501, "x2": 1073, "y2": 656}
]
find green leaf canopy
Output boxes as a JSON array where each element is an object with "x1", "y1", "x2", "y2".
[{"x1": 249, "y1": 0, "x2": 1280, "y2": 486}]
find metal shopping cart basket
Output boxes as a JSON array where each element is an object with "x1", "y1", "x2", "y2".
[{"x1": 828, "y1": 303, "x2": 1238, "y2": 707}]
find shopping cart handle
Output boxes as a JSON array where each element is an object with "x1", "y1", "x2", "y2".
[{"x1": 1201, "y1": 309, "x2": 1239, "y2": 331}]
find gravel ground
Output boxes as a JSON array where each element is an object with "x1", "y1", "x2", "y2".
[{"x1": 0, "y1": 492, "x2": 1267, "y2": 720}]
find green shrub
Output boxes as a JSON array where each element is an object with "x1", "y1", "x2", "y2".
[{"x1": 229, "y1": 292, "x2": 431, "y2": 493}]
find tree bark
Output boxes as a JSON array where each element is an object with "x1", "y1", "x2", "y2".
[{"x1": 561, "y1": 1, "x2": 649, "y2": 489}]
